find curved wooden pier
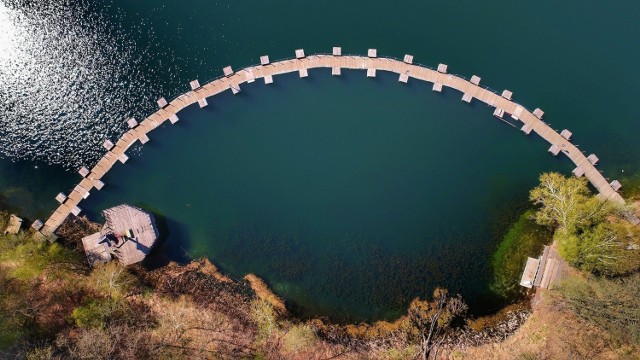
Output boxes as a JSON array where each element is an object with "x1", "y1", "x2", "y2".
[{"x1": 35, "y1": 48, "x2": 625, "y2": 236}]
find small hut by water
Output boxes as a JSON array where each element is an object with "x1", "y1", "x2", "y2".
[{"x1": 82, "y1": 204, "x2": 158, "y2": 267}]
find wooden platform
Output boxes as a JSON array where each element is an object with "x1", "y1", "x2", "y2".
[
  {"x1": 4, "y1": 215, "x2": 23, "y2": 234},
  {"x1": 520, "y1": 257, "x2": 540, "y2": 288},
  {"x1": 82, "y1": 204, "x2": 159, "y2": 267},
  {"x1": 521, "y1": 244, "x2": 566, "y2": 290},
  {"x1": 39, "y1": 50, "x2": 625, "y2": 236}
]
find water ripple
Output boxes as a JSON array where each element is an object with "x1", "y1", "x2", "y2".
[{"x1": 0, "y1": 0, "x2": 169, "y2": 170}]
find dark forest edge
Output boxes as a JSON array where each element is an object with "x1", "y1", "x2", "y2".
[{"x1": 0, "y1": 172, "x2": 639, "y2": 359}]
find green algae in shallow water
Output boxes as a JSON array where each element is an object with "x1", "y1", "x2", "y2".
[{"x1": 491, "y1": 210, "x2": 553, "y2": 299}]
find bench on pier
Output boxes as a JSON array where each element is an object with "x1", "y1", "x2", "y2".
[
  {"x1": 610, "y1": 180, "x2": 622, "y2": 191},
  {"x1": 560, "y1": 129, "x2": 572, "y2": 140},
  {"x1": 157, "y1": 97, "x2": 168, "y2": 109},
  {"x1": 78, "y1": 166, "x2": 90, "y2": 178},
  {"x1": 93, "y1": 180, "x2": 105, "y2": 190},
  {"x1": 229, "y1": 83, "x2": 242, "y2": 94},
  {"x1": 533, "y1": 108, "x2": 544, "y2": 119},
  {"x1": 55, "y1": 192, "x2": 67, "y2": 204},
  {"x1": 127, "y1": 118, "x2": 138, "y2": 129},
  {"x1": 32, "y1": 220, "x2": 44, "y2": 231}
]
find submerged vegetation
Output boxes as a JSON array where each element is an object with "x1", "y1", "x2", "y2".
[{"x1": 491, "y1": 210, "x2": 552, "y2": 298}]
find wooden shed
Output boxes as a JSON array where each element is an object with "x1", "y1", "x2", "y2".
[{"x1": 82, "y1": 204, "x2": 159, "y2": 267}]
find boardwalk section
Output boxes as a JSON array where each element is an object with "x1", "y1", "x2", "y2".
[
  {"x1": 521, "y1": 244, "x2": 567, "y2": 290},
  {"x1": 37, "y1": 51, "x2": 625, "y2": 236}
]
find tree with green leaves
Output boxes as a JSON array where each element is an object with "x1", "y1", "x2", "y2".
[
  {"x1": 530, "y1": 172, "x2": 640, "y2": 276},
  {"x1": 560, "y1": 222, "x2": 640, "y2": 276},
  {"x1": 529, "y1": 172, "x2": 613, "y2": 233}
]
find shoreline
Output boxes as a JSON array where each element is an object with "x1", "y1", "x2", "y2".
[{"x1": 56, "y1": 213, "x2": 532, "y2": 333}]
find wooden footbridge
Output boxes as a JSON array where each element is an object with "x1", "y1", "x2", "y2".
[{"x1": 33, "y1": 48, "x2": 625, "y2": 237}]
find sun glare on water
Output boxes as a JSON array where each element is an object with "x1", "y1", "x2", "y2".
[{"x1": 0, "y1": 0, "x2": 166, "y2": 170}]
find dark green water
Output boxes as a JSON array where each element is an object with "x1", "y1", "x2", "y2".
[{"x1": 1, "y1": 1, "x2": 640, "y2": 321}]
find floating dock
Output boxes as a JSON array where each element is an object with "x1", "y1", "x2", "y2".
[{"x1": 36, "y1": 50, "x2": 625, "y2": 236}]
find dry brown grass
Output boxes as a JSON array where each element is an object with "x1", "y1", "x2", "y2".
[
  {"x1": 244, "y1": 273, "x2": 287, "y2": 315},
  {"x1": 447, "y1": 289, "x2": 638, "y2": 360}
]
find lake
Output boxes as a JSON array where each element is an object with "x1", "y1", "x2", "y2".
[{"x1": 1, "y1": 0, "x2": 639, "y2": 321}]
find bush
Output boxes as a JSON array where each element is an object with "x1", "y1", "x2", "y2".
[
  {"x1": 70, "y1": 298, "x2": 122, "y2": 329},
  {"x1": 282, "y1": 324, "x2": 319, "y2": 354},
  {"x1": 252, "y1": 299, "x2": 277, "y2": 342},
  {"x1": 0, "y1": 232, "x2": 83, "y2": 281},
  {"x1": 557, "y1": 222, "x2": 640, "y2": 276},
  {"x1": 86, "y1": 262, "x2": 135, "y2": 300}
]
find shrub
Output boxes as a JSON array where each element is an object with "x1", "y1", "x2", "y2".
[
  {"x1": 282, "y1": 324, "x2": 319, "y2": 354},
  {"x1": 252, "y1": 299, "x2": 277, "y2": 342}
]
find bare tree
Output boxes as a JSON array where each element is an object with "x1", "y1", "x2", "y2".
[{"x1": 408, "y1": 288, "x2": 467, "y2": 359}]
